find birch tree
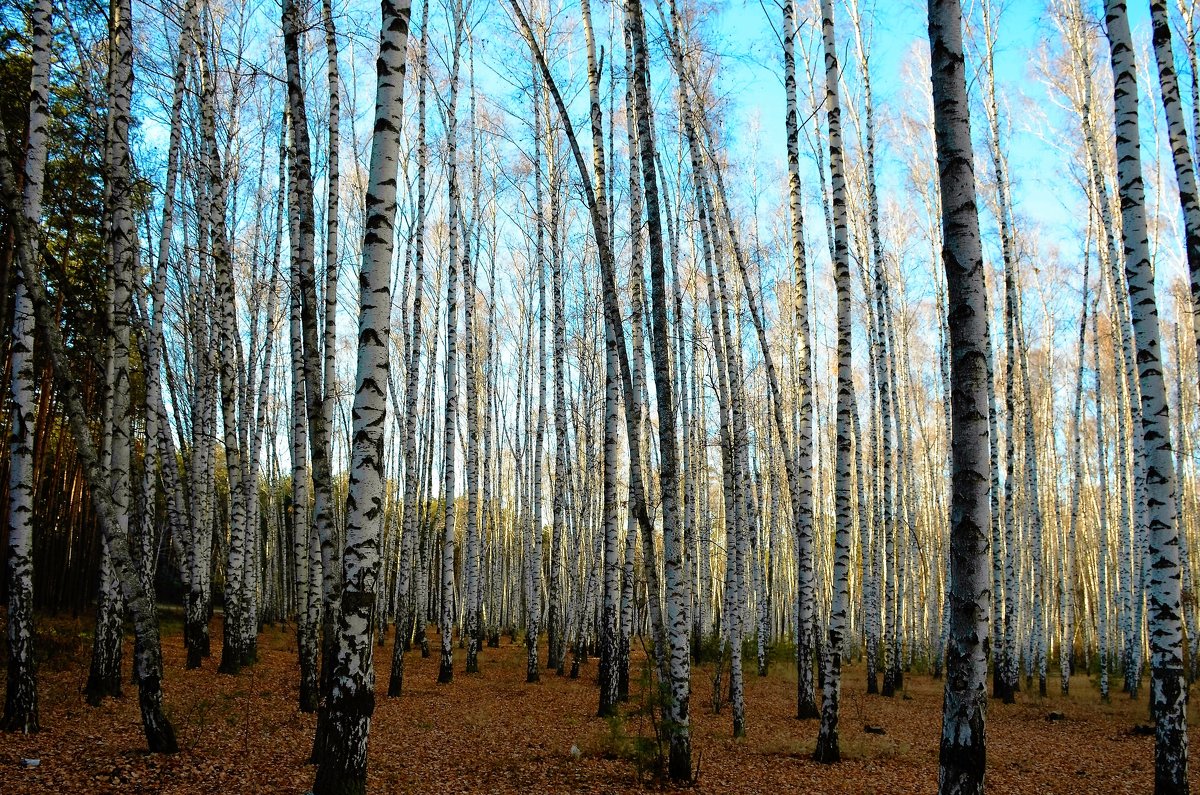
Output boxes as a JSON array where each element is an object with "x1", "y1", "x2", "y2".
[
  {"x1": 1147, "y1": 1, "x2": 1200, "y2": 380},
  {"x1": 0, "y1": 0, "x2": 179, "y2": 748},
  {"x1": 312, "y1": 0, "x2": 412, "y2": 792},
  {"x1": 626, "y1": 0, "x2": 691, "y2": 777},
  {"x1": 3, "y1": 0, "x2": 51, "y2": 735},
  {"x1": 1103, "y1": 2, "x2": 1189, "y2": 790},
  {"x1": 927, "y1": 0, "x2": 990, "y2": 792},
  {"x1": 814, "y1": 0, "x2": 853, "y2": 764}
]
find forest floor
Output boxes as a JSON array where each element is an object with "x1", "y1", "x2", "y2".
[{"x1": 2, "y1": 613, "x2": 1196, "y2": 794}]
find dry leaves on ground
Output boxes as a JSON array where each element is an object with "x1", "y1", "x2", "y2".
[{"x1": 1, "y1": 617, "x2": 1193, "y2": 794}]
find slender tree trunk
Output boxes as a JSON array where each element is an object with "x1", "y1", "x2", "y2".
[
  {"x1": 0, "y1": 16, "x2": 179, "y2": 747},
  {"x1": 1062, "y1": 253, "x2": 1090, "y2": 694},
  {"x1": 3, "y1": 0, "x2": 51, "y2": 735},
  {"x1": 281, "y1": 0, "x2": 340, "y2": 757},
  {"x1": 550, "y1": 147, "x2": 569, "y2": 676},
  {"x1": 626, "y1": 0, "x2": 690, "y2": 777},
  {"x1": 779, "y1": 0, "x2": 819, "y2": 712},
  {"x1": 575, "y1": 0, "x2": 620, "y2": 718},
  {"x1": 287, "y1": 104, "x2": 321, "y2": 711},
  {"x1": 1094, "y1": 294, "x2": 1112, "y2": 702},
  {"x1": 438, "y1": 7, "x2": 465, "y2": 685},
  {"x1": 462, "y1": 87, "x2": 483, "y2": 680},
  {"x1": 1148, "y1": 0, "x2": 1200, "y2": 380},
  {"x1": 312, "y1": 0, "x2": 411, "y2": 791},
  {"x1": 814, "y1": 0, "x2": 853, "y2": 762},
  {"x1": 1104, "y1": 3, "x2": 1189, "y2": 790},
  {"x1": 200, "y1": 38, "x2": 251, "y2": 677},
  {"x1": 390, "y1": 6, "x2": 428, "y2": 696},
  {"x1": 87, "y1": 16, "x2": 127, "y2": 708},
  {"x1": 510, "y1": 0, "x2": 662, "y2": 720},
  {"x1": 525, "y1": 55, "x2": 547, "y2": 685},
  {"x1": 928, "y1": 1, "x2": 990, "y2": 792},
  {"x1": 620, "y1": 27, "x2": 649, "y2": 699}
]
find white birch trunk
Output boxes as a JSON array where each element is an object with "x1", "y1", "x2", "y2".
[
  {"x1": 815, "y1": 0, "x2": 853, "y2": 761},
  {"x1": 3, "y1": 0, "x2": 51, "y2": 734},
  {"x1": 928, "y1": 0, "x2": 990, "y2": 791},
  {"x1": 1104, "y1": 3, "x2": 1189, "y2": 789},
  {"x1": 312, "y1": 0, "x2": 410, "y2": 791}
]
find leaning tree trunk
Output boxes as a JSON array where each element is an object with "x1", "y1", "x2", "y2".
[
  {"x1": 927, "y1": 0, "x2": 991, "y2": 793},
  {"x1": 509, "y1": 0, "x2": 661, "y2": 721},
  {"x1": 3, "y1": 0, "x2": 51, "y2": 736},
  {"x1": 311, "y1": 1, "x2": 411, "y2": 793},
  {"x1": 1104, "y1": 3, "x2": 1189, "y2": 791}
]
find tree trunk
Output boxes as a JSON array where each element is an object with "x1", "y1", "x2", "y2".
[
  {"x1": 438, "y1": 7, "x2": 465, "y2": 686},
  {"x1": 1104, "y1": 3, "x2": 1189, "y2": 790},
  {"x1": 928, "y1": 0, "x2": 990, "y2": 792},
  {"x1": 814, "y1": 0, "x2": 853, "y2": 762},
  {"x1": 3, "y1": 0, "x2": 51, "y2": 735},
  {"x1": 312, "y1": 0, "x2": 411, "y2": 791},
  {"x1": 1148, "y1": 0, "x2": 1200, "y2": 385},
  {"x1": 0, "y1": 27, "x2": 179, "y2": 750},
  {"x1": 625, "y1": 0, "x2": 690, "y2": 778},
  {"x1": 389, "y1": 7, "x2": 429, "y2": 697}
]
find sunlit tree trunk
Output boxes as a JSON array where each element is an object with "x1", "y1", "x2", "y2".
[
  {"x1": 814, "y1": 0, "x2": 853, "y2": 763},
  {"x1": 626, "y1": 0, "x2": 690, "y2": 776},
  {"x1": 390, "y1": 7, "x2": 429, "y2": 696},
  {"x1": 927, "y1": 0, "x2": 990, "y2": 792},
  {"x1": 1094, "y1": 295, "x2": 1112, "y2": 702},
  {"x1": 1103, "y1": 3, "x2": 1189, "y2": 790},
  {"x1": 438, "y1": 5, "x2": 465, "y2": 685},
  {"x1": 312, "y1": 0, "x2": 410, "y2": 791},
  {"x1": 1148, "y1": 0, "x2": 1200, "y2": 379}
]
